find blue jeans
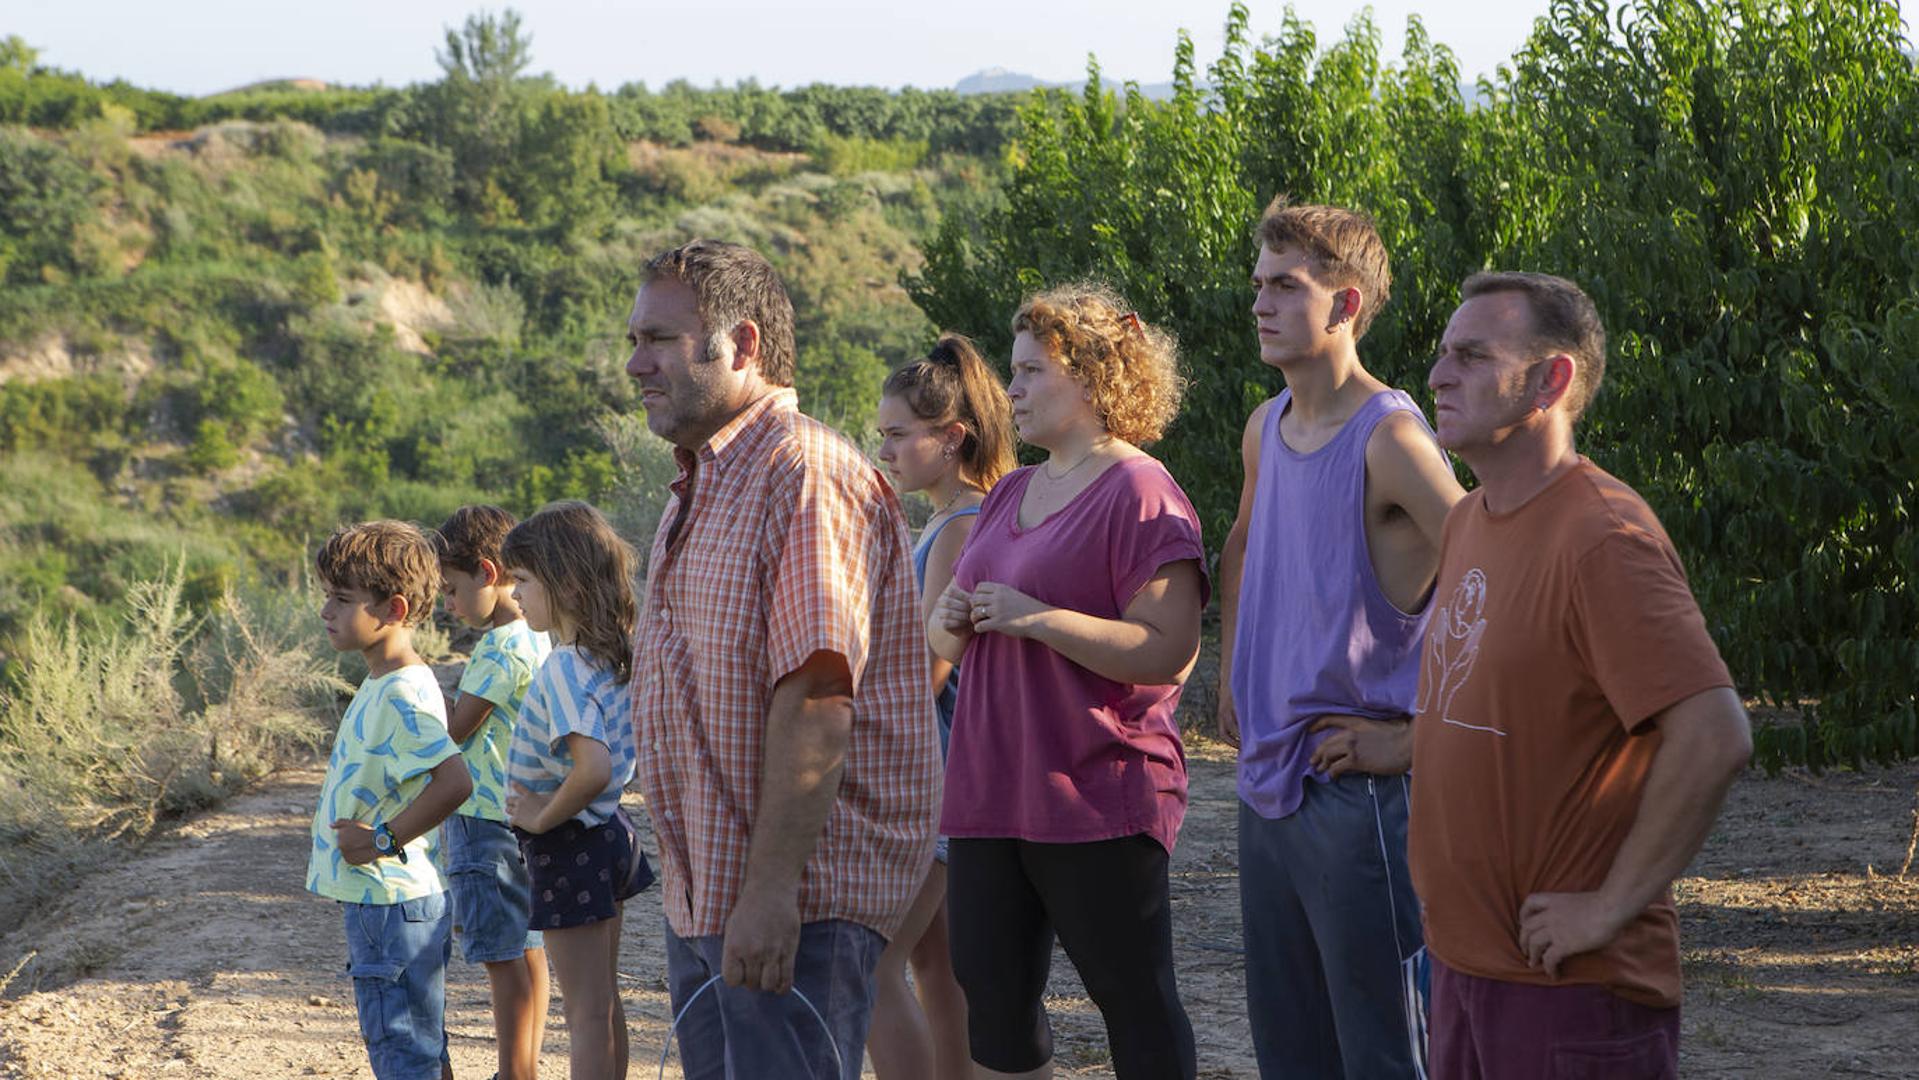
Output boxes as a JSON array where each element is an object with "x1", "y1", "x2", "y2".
[
  {"x1": 444, "y1": 813, "x2": 543, "y2": 963},
  {"x1": 663, "y1": 917, "x2": 884, "y2": 1080},
  {"x1": 1240, "y1": 775, "x2": 1429, "y2": 1079},
  {"x1": 341, "y1": 894, "x2": 452, "y2": 1080}
]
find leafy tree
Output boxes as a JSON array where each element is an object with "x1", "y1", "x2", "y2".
[
  {"x1": 0, "y1": 36, "x2": 39, "y2": 74},
  {"x1": 507, "y1": 89, "x2": 622, "y2": 234},
  {"x1": 432, "y1": 6, "x2": 535, "y2": 177}
]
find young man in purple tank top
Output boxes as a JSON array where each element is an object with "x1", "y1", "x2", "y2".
[{"x1": 1216, "y1": 200, "x2": 1464, "y2": 1078}]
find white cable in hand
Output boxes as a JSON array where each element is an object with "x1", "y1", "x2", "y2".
[{"x1": 657, "y1": 973, "x2": 848, "y2": 1079}]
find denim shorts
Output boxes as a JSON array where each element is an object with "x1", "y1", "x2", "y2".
[
  {"x1": 444, "y1": 813, "x2": 544, "y2": 963},
  {"x1": 341, "y1": 894, "x2": 452, "y2": 1080},
  {"x1": 517, "y1": 806, "x2": 653, "y2": 930}
]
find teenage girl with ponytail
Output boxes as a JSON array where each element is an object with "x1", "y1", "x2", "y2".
[{"x1": 867, "y1": 334, "x2": 1016, "y2": 1080}]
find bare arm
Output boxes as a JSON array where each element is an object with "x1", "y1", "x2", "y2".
[
  {"x1": 1215, "y1": 401, "x2": 1267, "y2": 746},
  {"x1": 445, "y1": 692, "x2": 495, "y2": 744},
  {"x1": 1519, "y1": 686, "x2": 1751, "y2": 975},
  {"x1": 389, "y1": 755, "x2": 472, "y2": 843},
  {"x1": 1365, "y1": 409, "x2": 1465, "y2": 551},
  {"x1": 1309, "y1": 412, "x2": 1464, "y2": 775},
  {"x1": 724, "y1": 649, "x2": 855, "y2": 994},
  {"x1": 970, "y1": 559, "x2": 1204, "y2": 686},
  {"x1": 335, "y1": 755, "x2": 472, "y2": 863},
  {"x1": 506, "y1": 732, "x2": 613, "y2": 835},
  {"x1": 918, "y1": 514, "x2": 976, "y2": 695}
]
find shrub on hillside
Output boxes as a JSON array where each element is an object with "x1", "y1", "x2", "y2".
[
  {"x1": 0, "y1": 374, "x2": 128, "y2": 454},
  {"x1": 185, "y1": 418, "x2": 240, "y2": 473},
  {"x1": 812, "y1": 134, "x2": 928, "y2": 177},
  {"x1": 0, "y1": 128, "x2": 106, "y2": 285}
]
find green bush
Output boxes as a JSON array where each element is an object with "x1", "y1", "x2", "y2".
[
  {"x1": 242, "y1": 458, "x2": 347, "y2": 538},
  {"x1": 606, "y1": 79, "x2": 1025, "y2": 157},
  {"x1": 811, "y1": 134, "x2": 929, "y2": 177},
  {"x1": 0, "y1": 374, "x2": 128, "y2": 453},
  {"x1": 185, "y1": 418, "x2": 239, "y2": 472},
  {"x1": 797, "y1": 340, "x2": 888, "y2": 431},
  {"x1": 0, "y1": 127, "x2": 106, "y2": 285}
]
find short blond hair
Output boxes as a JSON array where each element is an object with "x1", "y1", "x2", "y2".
[
  {"x1": 1011, "y1": 283, "x2": 1185, "y2": 446},
  {"x1": 316, "y1": 520, "x2": 441, "y2": 626},
  {"x1": 1256, "y1": 197, "x2": 1392, "y2": 339}
]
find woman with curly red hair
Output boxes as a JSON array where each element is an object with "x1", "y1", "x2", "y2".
[{"x1": 928, "y1": 284, "x2": 1205, "y2": 1079}]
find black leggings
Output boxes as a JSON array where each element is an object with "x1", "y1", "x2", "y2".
[{"x1": 946, "y1": 835, "x2": 1196, "y2": 1078}]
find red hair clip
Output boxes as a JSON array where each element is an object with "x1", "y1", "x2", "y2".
[{"x1": 1120, "y1": 310, "x2": 1143, "y2": 334}]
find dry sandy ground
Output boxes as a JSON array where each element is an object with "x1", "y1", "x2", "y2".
[{"x1": 0, "y1": 745, "x2": 1914, "y2": 1078}]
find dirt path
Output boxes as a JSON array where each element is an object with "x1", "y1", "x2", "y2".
[{"x1": 1, "y1": 745, "x2": 1914, "y2": 1078}]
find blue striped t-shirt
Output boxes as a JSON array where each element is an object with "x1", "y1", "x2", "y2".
[{"x1": 507, "y1": 645, "x2": 635, "y2": 827}]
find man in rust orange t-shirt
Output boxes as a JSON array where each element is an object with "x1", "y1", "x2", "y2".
[{"x1": 1411, "y1": 272, "x2": 1752, "y2": 1078}]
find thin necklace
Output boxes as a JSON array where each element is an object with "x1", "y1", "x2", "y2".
[
  {"x1": 931, "y1": 483, "x2": 980, "y2": 517},
  {"x1": 1042, "y1": 436, "x2": 1112, "y2": 480}
]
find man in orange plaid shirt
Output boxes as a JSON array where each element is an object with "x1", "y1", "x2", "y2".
[{"x1": 624, "y1": 239, "x2": 942, "y2": 1078}]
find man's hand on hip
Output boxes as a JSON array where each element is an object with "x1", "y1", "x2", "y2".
[
  {"x1": 1518, "y1": 890, "x2": 1632, "y2": 978},
  {"x1": 722, "y1": 884, "x2": 803, "y2": 995}
]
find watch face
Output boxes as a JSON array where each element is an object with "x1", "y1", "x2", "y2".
[{"x1": 374, "y1": 829, "x2": 392, "y2": 851}]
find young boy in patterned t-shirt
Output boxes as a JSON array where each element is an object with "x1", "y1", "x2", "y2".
[
  {"x1": 310, "y1": 519, "x2": 471, "y2": 1080},
  {"x1": 433, "y1": 505, "x2": 552, "y2": 1080}
]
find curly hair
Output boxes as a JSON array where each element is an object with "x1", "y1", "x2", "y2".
[
  {"x1": 1011, "y1": 283, "x2": 1185, "y2": 446},
  {"x1": 500, "y1": 501, "x2": 639, "y2": 682},
  {"x1": 315, "y1": 520, "x2": 441, "y2": 627}
]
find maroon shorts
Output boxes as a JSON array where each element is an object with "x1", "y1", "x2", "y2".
[{"x1": 1429, "y1": 956, "x2": 1679, "y2": 1079}]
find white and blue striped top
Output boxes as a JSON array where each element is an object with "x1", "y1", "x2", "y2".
[{"x1": 508, "y1": 645, "x2": 635, "y2": 827}]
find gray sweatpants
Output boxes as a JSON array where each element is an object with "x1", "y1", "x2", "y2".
[{"x1": 1239, "y1": 774, "x2": 1430, "y2": 1079}]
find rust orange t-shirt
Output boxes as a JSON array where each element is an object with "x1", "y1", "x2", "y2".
[{"x1": 1408, "y1": 459, "x2": 1733, "y2": 1008}]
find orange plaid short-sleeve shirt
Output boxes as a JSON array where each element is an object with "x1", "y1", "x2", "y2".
[{"x1": 631, "y1": 389, "x2": 941, "y2": 940}]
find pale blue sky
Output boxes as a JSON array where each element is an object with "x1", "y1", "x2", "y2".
[{"x1": 13, "y1": 1, "x2": 1566, "y2": 96}]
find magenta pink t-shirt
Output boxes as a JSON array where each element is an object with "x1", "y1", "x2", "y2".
[{"x1": 942, "y1": 455, "x2": 1208, "y2": 852}]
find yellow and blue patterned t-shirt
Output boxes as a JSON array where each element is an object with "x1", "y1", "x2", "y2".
[
  {"x1": 453, "y1": 620, "x2": 551, "y2": 822},
  {"x1": 306, "y1": 664, "x2": 457, "y2": 904}
]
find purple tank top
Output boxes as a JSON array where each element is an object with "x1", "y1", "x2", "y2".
[{"x1": 1230, "y1": 388, "x2": 1436, "y2": 819}]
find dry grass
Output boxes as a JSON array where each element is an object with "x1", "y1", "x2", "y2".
[{"x1": 0, "y1": 562, "x2": 347, "y2": 928}]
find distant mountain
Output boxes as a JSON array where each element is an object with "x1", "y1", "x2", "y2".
[
  {"x1": 954, "y1": 67, "x2": 1051, "y2": 94},
  {"x1": 955, "y1": 66, "x2": 1181, "y2": 101}
]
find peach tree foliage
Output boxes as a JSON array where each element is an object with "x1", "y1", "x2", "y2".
[{"x1": 908, "y1": 0, "x2": 1919, "y2": 768}]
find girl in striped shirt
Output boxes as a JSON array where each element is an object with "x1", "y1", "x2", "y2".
[{"x1": 501, "y1": 500, "x2": 652, "y2": 1079}]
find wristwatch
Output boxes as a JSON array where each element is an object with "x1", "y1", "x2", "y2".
[{"x1": 371, "y1": 821, "x2": 408, "y2": 863}]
